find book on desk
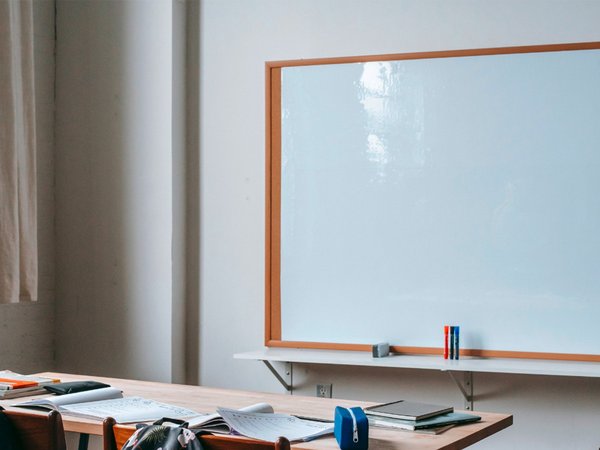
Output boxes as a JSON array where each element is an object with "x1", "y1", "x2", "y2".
[
  {"x1": 364, "y1": 400, "x2": 480, "y2": 433},
  {"x1": 368, "y1": 412, "x2": 482, "y2": 432},
  {"x1": 13, "y1": 386, "x2": 200, "y2": 423},
  {"x1": 364, "y1": 400, "x2": 453, "y2": 421},
  {"x1": 0, "y1": 371, "x2": 60, "y2": 399}
]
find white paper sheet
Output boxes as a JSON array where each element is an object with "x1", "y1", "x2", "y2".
[
  {"x1": 217, "y1": 407, "x2": 334, "y2": 443},
  {"x1": 187, "y1": 402, "x2": 273, "y2": 433},
  {"x1": 60, "y1": 396, "x2": 200, "y2": 423}
]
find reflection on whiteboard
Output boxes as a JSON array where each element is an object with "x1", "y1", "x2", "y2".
[{"x1": 279, "y1": 49, "x2": 600, "y2": 355}]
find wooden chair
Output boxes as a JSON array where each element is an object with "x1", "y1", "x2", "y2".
[
  {"x1": 103, "y1": 417, "x2": 291, "y2": 450},
  {"x1": 2, "y1": 409, "x2": 67, "y2": 450}
]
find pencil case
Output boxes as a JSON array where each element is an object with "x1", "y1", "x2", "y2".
[
  {"x1": 334, "y1": 406, "x2": 368, "y2": 450},
  {"x1": 43, "y1": 381, "x2": 110, "y2": 395}
]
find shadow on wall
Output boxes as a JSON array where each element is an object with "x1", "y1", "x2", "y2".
[{"x1": 55, "y1": 0, "x2": 176, "y2": 382}]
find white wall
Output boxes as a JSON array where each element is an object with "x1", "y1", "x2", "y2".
[
  {"x1": 199, "y1": 1, "x2": 600, "y2": 449},
  {"x1": 54, "y1": 0, "x2": 181, "y2": 383},
  {"x1": 0, "y1": 0, "x2": 56, "y2": 374}
]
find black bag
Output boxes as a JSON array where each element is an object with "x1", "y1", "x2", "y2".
[{"x1": 122, "y1": 418, "x2": 205, "y2": 450}]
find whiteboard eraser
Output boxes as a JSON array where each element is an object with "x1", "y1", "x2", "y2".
[{"x1": 372, "y1": 342, "x2": 390, "y2": 358}]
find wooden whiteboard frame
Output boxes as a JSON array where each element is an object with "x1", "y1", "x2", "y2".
[{"x1": 265, "y1": 42, "x2": 600, "y2": 362}]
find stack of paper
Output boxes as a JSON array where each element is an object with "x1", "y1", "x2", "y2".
[
  {"x1": 367, "y1": 412, "x2": 481, "y2": 432},
  {"x1": 0, "y1": 370, "x2": 60, "y2": 399},
  {"x1": 365, "y1": 400, "x2": 480, "y2": 434}
]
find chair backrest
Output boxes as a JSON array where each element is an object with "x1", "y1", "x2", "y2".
[
  {"x1": 200, "y1": 435, "x2": 291, "y2": 450},
  {"x1": 2, "y1": 409, "x2": 67, "y2": 450},
  {"x1": 103, "y1": 418, "x2": 291, "y2": 450}
]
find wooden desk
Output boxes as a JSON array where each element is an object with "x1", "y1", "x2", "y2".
[{"x1": 0, "y1": 373, "x2": 512, "y2": 450}]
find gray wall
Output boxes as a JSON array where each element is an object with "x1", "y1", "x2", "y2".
[
  {"x1": 54, "y1": 0, "x2": 181, "y2": 382},
  {"x1": 0, "y1": 0, "x2": 55, "y2": 374},
  {"x1": 44, "y1": 1, "x2": 600, "y2": 449},
  {"x1": 199, "y1": 1, "x2": 600, "y2": 449}
]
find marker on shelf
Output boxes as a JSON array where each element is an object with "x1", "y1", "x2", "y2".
[
  {"x1": 449, "y1": 326, "x2": 455, "y2": 360},
  {"x1": 453, "y1": 326, "x2": 460, "y2": 360},
  {"x1": 443, "y1": 325, "x2": 449, "y2": 359}
]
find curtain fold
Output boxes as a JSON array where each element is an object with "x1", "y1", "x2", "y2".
[{"x1": 0, "y1": 0, "x2": 37, "y2": 303}]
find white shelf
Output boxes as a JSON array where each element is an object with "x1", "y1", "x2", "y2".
[{"x1": 234, "y1": 348, "x2": 600, "y2": 378}]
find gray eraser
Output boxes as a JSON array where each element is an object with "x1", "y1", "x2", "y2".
[{"x1": 372, "y1": 342, "x2": 390, "y2": 358}]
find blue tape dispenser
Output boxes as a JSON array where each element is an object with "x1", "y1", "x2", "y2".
[{"x1": 334, "y1": 406, "x2": 369, "y2": 450}]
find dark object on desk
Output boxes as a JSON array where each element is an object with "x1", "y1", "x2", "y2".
[
  {"x1": 43, "y1": 381, "x2": 110, "y2": 395},
  {"x1": 104, "y1": 417, "x2": 292, "y2": 450},
  {"x1": 334, "y1": 406, "x2": 368, "y2": 450},
  {"x1": 121, "y1": 417, "x2": 205, "y2": 450},
  {"x1": 371, "y1": 343, "x2": 390, "y2": 358},
  {"x1": 368, "y1": 412, "x2": 481, "y2": 431},
  {"x1": 364, "y1": 400, "x2": 453, "y2": 421}
]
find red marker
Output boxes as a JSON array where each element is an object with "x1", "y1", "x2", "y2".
[{"x1": 443, "y1": 325, "x2": 449, "y2": 359}]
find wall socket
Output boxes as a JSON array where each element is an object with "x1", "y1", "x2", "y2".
[{"x1": 316, "y1": 383, "x2": 333, "y2": 398}]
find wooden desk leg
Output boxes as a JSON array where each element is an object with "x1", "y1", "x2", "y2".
[{"x1": 78, "y1": 433, "x2": 90, "y2": 450}]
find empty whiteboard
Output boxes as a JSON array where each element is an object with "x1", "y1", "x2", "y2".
[{"x1": 268, "y1": 44, "x2": 600, "y2": 360}]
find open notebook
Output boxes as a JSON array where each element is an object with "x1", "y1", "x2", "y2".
[{"x1": 14, "y1": 387, "x2": 200, "y2": 423}]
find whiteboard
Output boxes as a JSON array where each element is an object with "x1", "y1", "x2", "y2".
[{"x1": 267, "y1": 43, "x2": 600, "y2": 361}]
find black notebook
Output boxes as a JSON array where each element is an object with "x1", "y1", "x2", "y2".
[{"x1": 364, "y1": 400, "x2": 453, "y2": 421}]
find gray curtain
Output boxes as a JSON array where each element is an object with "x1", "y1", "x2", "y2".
[{"x1": 0, "y1": 0, "x2": 37, "y2": 303}]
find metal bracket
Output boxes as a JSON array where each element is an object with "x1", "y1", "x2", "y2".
[
  {"x1": 262, "y1": 361, "x2": 293, "y2": 393},
  {"x1": 447, "y1": 371, "x2": 474, "y2": 410}
]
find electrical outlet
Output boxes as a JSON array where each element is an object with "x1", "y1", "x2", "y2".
[{"x1": 316, "y1": 383, "x2": 332, "y2": 398}]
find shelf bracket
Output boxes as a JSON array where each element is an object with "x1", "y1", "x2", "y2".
[
  {"x1": 262, "y1": 361, "x2": 293, "y2": 393},
  {"x1": 447, "y1": 371, "x2": 474, "y2": 411}
]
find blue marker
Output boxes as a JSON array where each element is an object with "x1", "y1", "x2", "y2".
[{"x1": 453, "y1": 326, "x2": 460, "y2": 360}]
